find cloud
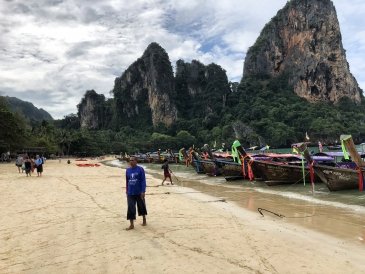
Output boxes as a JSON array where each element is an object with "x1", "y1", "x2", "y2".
[{"x1": 0, "y1": 0, "x2": 364, "y2": 119}]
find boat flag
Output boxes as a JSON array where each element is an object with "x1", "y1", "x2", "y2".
[
  {"x1": 305, "y1": 132, "x2": 310, "y2": 141},
  {"x1": 340, "y1": 140, "x2": 350, "y2": 160},
  {"x1": 231, "y1": 140, "x2": 241, "y2": 164}
]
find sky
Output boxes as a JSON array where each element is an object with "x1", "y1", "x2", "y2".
[{"x1": 1, "y1": 0, "x2": 365, "y2": 119}]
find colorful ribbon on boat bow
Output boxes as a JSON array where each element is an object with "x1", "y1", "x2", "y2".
[
  {"x1": 247, "y1": 159, "x2": 254, "y2": 181},
  {"x1": 241, "y1": 155, "x2": 254, "y2": 181}
]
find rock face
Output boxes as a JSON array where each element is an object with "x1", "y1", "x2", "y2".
[
  {"x1": 77, "y1": 90, "x2": 107, "y2": 129},
  {"x1": 175, "y1": 60, "x2": 231, "y2": 119},
  {"x1": 113, "y1": 42, "x2": 177, "y2": 127},
  {"x1": 243, "y1": 0, "x2": 362, "y2": 103}
]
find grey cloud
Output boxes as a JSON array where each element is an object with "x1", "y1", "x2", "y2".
[
  {"x1": 13, "y1": 3, "x2": 31, "y2": 14},
  {"x1": 65, "y1": 41, "x2": 99, "y2": 58},
  {"x1": 54, "y1": 13, "x2": 77, "y2": 21},
  {"x1": 81, "y1": 7, "x2": 102, "y2": 24},
  {"x1": 46, "y1": 0, "x2": 64, "y2": 5},
  {"x1": 0, "y1": 0, "x2": 364, "y2": 119}
]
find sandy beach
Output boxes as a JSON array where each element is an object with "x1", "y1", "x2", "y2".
[{"x1": 1, "y1": 159, "x2": 365, "y2": 273}]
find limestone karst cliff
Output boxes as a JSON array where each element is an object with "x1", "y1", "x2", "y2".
[
  {"x1": 175, "y1": 59, "x2": 231, "y2": 122},
  {"x1": 77, "y1": 90, "x2": 111, "y2": 129},
  {"x1": 243, "y1": 0, "x2": 362, "y2": 104},
  {"x1": 113, "y1": 42, "x2": 177, "y2": 127}
]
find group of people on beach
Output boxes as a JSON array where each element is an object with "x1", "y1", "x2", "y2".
[{"x1": 15, "y1": 154, "x2": 45, "y2": 177}]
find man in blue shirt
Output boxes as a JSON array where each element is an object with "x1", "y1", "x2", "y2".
[
  {"x1": 35, "y1": 155, "x2": 43, "y2": 177},
  {"x1": 125, "y1": 157, "x2": 147, "y2": 230}
]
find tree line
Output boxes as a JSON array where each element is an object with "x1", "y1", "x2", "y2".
[{"x1": 2, "y1": 71, "x2": 365, "y2": 156}]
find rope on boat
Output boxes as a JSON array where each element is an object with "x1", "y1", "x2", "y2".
[
  {"x1": 258, "y1": 208, "x2": 316, "y2": 218},
  {"x1": 289, "y1": 171, "x2": 311, "y2": 186}
]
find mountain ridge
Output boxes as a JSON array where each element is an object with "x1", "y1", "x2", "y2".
[{"x1": 2, "y1": 96, "x2": 53, "y2": 121}]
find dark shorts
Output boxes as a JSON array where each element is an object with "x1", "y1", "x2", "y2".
[
  {"x1": 164, "y1": 172, "x2": 171, "y2": 178},
  {"x1": 36, "y1": 164, "x2": 43, "y2": 173},
  {"x1": 127, "y1": 195, "x2": 147, "y2": 220}
]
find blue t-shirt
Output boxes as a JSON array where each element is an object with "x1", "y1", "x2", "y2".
[
  {"x1": 126, "y1": 166, "x2": 146, "y2": 195},
  {"x1": 35, "y1": 158, "x2": 43, "y2": 166}
]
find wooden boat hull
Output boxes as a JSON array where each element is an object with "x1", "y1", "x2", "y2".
[
  {"x1": 313, "y1": 165, "x2": 360, "y2": 191},
  {"x1": 200, "y1": 159, "x2": 223, "y2": 176},
  {"x1": 222, "y1": 160, "x2": 258, "y2": 181},
  {"x1": 253, "y1": 160, "x2": 313, "y2": 186},
  {"x1": 222, "y1": 161, "x2": 243, "y2": 180}
]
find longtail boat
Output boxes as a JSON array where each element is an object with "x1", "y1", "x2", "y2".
[
  {"x1": 221, "y1": 141, "x2": 257, "y2": 181},
  {"x1": 327, "y1": 145, "x2": 342, "y2": 150},
  {"x1": 148, "y1": 150, "x2": 178, "y2": 164},
  {"x1": 222, "y1": 153, "x2": 270, "y2": 181},
  {"x1": 251, "y1": 151, "x2": 335, "y2": 186},
  {"x1": 252, "y1": 159, "x2": 310, "y2": 186},
  {"x1": 222, "y1": 160, "x2": 244, "y2": 181},
  {"x1": 200, "y1": 159, "x2": 224, "y2": 176},
  {"x1": 198, "y1": 144, "x2": 226, "y2": 176},
  {"x1": 311, "y1": 165, "x2": 360, "y2": 191},
  {"x1": 309, "y1": 135, "x2": 365, "y2": 191}
]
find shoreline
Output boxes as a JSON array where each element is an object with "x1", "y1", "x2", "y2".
[
  {"x1": 1, "y1": 159, "x2": 365, "y2": 273},
  {"x1": 109, "y1": 159, "x2": 365, "y2": 245}
]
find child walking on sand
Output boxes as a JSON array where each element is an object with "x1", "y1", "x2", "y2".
[{"x1": 161, "y1": 159, "x2": 173, "y2": 185}]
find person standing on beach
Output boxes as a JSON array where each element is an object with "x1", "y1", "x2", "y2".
[
  {"x1": 30, "y1": 157, "x2": 36, "y2": 173},
  {"x1": 125, "y1": 157, "x2": 147, "y2": 230},
  {"x1": 161, "y1": 159, "x2": 173, "y2": 186},
  {"x1": 35, "y1": 155, "x2": 43, "y2": 177},
  {"x1": 15, "y1": 155, "x2": 24, "y2": 173},
  {"x1": 24, "y1": 156, "x2": 32, "y2": 176}
]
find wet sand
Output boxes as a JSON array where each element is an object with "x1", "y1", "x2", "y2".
[
  {"x1": 143, "y1": 163, "x2": 365, "y2": 244},
  {"x1": 1, "y1": 159, "x2": 365, "y2": 273}
]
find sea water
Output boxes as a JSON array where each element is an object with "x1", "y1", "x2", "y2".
[{"x1": 110, "y1": 159, "x2": 365, "y2": 244}]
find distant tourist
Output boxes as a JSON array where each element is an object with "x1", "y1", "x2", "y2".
[
  {"x1": 24, "y1": 156, "x2": 32, "y2": 177},
  {"x1": 188, "y1": 147, "x2": 194, "y2": 166},
  {"x1": 318, "y1": 141, "x2": 323, "y2": 153},
  {"x1": 30, "y1": 157, "x2": 36, "y2": 173},
  {"x1": 15, "y1": 155, "x2": 24, "y2": 173},
  {"x1": 161, "y1": 159, "x2": 173, "y2": 186},
  {"x1": 35, "y1": 155, "x2": 43, "y2": 177},
  {"x1": 125, "y1": 156, "x2": 147, "y2": 230}
]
